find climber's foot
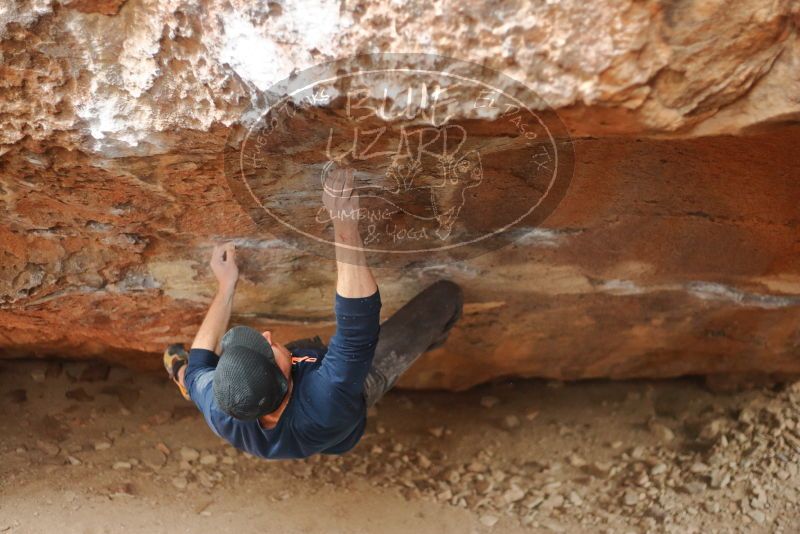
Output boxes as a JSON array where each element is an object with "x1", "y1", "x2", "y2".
[{"x1": 163, "y1": 343, "x2": 190, "y2": 401}]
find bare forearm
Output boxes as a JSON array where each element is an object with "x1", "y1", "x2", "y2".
[
  {"x1": 191, "y1": 283, "x2": 236, "y2": 353},
  {"x1": 333, "y1": 220, "x2": 377, "y2": 298}
]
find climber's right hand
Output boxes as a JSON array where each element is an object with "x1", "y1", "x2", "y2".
[{"x1": 210, "y1": 242, "x2": 238, "y2": 291}]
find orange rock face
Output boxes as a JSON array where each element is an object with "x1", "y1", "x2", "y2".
[
  {"x1": 1, "y1": 1, "x2": 799, "y2": 389},
  {"x1": 3, "y1": 123, "x2": 798, "y2": 389}
]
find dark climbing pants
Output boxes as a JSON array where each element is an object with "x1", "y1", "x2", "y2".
[{"x1": 285, "y1": 280, "x2": 464, "y2": 408}]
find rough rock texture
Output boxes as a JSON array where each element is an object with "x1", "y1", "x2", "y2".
[{"x1": 1, "y1": 0, "x2": 799, "y2": 389}]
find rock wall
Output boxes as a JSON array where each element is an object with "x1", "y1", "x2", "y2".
[{"x1": 1, "y1": 0, "x2": 799, "y2": 389}]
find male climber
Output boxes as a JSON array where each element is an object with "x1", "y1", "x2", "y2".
[{"x1": 163, "y1": 168, "x2": 463, "y2": 459}]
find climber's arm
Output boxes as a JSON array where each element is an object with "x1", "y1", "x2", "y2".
[
  {"x1": 191, "y1": 243, "x2": 239, "y2": 354},
  {"x1": 332, "y1": 219, "x2": 377, "y2": 298},
  {"x1": 326, "y1": 169, "x2": 382, "y2": 391},
  {"x1": 324, "y1": 167, "x2": 377, "y2": 298},
  {"x1": 300, "y1": 167, "x2": 380, "y2": 406}
]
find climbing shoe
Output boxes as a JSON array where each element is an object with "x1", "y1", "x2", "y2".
[{"x1": 163, "y1": 343, "x2": 191, "y2": 401}]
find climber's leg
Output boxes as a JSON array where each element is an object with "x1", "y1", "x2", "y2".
[{"x1": 363, "y1": 280, "x2": 463, "y2": 407}]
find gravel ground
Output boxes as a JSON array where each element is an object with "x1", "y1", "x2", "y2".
[{"x1": 1, "y1": 359, "x2": 800, "y2": 533}]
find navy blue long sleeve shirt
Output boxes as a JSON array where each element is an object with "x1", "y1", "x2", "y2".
[{"x1": 183, "y1": 290, "x2": 381, "y2": 459}]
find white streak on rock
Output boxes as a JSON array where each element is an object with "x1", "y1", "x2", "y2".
[
  {"x1": 596, "y1": 279, "x2": 645, "y2": 295},
  {"x1": 228, "y1": 237, "x2": 288, "y2": 250},
  {"x1": 593, "y1": 279, "x2": 800, "y2": 309},
  {"x1": 686, "y1": 282, "x2": 800, "y2": 310},
  {"x1": 511, "y1": 227, "x2": 566, "y2": 248}
]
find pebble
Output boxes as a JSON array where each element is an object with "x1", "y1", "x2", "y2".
[
  {"x1": 141, "y1": 448, "x2": 167, "y2": 470},
  {"x1": 522, "y1": 495, "x2": 543, "y2": 509},
  {"x1": 540, "y1": 494, "x2": 564, "y2": 510},
  {"x1": 428, "y1": 427, "x2": 445, "y2": 438},
  {"x1": 682, "y1": 482, "x2": 707, "y2": 495},
  {"x1": 36, "y1": 440, "x2": 60, "y2": 456},
  {"x1": 700, "y1": 419, "x2": 725, "y2": 441},
  {"x1": 542, "y1": 481, "x2": 561, "y2": 492},
  {"x1": 112, "y1": 461, "x2": 131, "y2": 470},
  {"x1": 94, "y1": 440, "x2": 112, "y2": 451},
  {"x1": 584, "y1": 461, "x2": 613, "y2": 478},
  {"x1": 199, "y1": 454, "x2": 218, "y2": 466},
  {"x1": 180, "y1": 446, "x2": 200, "y2": 462},
  {"x1": 467, "y1": 461, "x2": 488, "y2": 473},
  {"x1": 689, "y1": 462, "x2": 709, "y2": 474},
  {"x1": 650, "y1": 463, "x2": 667, "y2": 476},
  {"x1": 739, "y1": 408, "x2": 756, "y2": 424},
  {"x1": 634, "y1": 472, "x2": 649, "y2": 486},
  {"x1": 479, "y1": 514, "x2": 499, "y2": 527},
  {"x1": 703, "y1": 501, "x2": 720, "y2": 514},
  {"x1": 709, "y1": 470, "x2": 730, "y2": 489},
  {"x1": 541, "y1": 520, "x2": 566, "y2": 533},
  {"x1": 474, "y1": 479, "x2": 493, "y2": 494},
  {"x1": 171, "y1": 476, "x2": 188, "y2": 490},
  {"x1": 197, "y1": 471, "x2": 215, "y2": 488},
  {"x1": 502, "y1": 415, "x2": 520, "y2": 430},
  {"x1": 502, "y1": 485, "x2": 526, "y2": 503},
  {"x1": 748, "y1": 510, "x2": 766, "y2": 524},
  {"x1": 649, "y1": 422, "x2": 675, "y2": 442},
  {"x1": 567, "y1": 491, "x2": 583, "y2": 506},
  {"x1": 622, "y1": 490, "x2": 639, "y2": 506},
  {"x1": 66, "y1": 455, "x2": 82, "y2": 466},
  {"x1": 568, "y1": 453, "x2": 587, "y2": 467},
  {"x1": 629, "y1": 446, "x2": 646, "y2": 460}
]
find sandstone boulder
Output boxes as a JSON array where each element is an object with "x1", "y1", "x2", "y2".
[{"x1": 1, "y1": 0, "x2": 799, "y2": 389}]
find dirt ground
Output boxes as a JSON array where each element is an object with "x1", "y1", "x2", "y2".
[{"x1": 1, "y1": 359, "x2": 800, "y2": 534}]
